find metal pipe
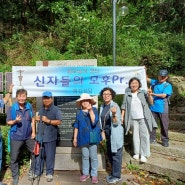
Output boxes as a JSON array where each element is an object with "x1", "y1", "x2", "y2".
[{"x1": 113, "y1": 0, "x2": 116, "y2": 66}]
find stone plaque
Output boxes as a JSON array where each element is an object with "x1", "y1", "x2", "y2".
[{"x1": 54, "y1": 96, "x2": 79, "y2": 147}]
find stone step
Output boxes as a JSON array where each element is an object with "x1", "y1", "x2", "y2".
[
  {"x1": 123, "y1": 130, "x2": 185, "y2": 182},
  {"x1": 176, "y1": 107, "x2": 185, "y2": 113},
  {"x1": 169, "y1": 121, "x2": 185, "y2": 132},
  {"x1": 150, "y1": 140, "x2": 185, "y2": 159},
  {"x1": 170, "y1": 107, "x2": 185, "y2": 113},
  {"x1": 168, "y1": 131, "x2": 185, "y2": 142},
  {"x1": 169, "y1": 113, "x2": 185, "y2": 121},
  {"x1": 129, "y1": 152, "x2": 185, "y2": 181}
]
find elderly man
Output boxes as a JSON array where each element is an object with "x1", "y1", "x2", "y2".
[
  {"x1": 147, "y1": 69, "x2": 173, "y2": 147},
  {"x1": 34, "y1": 91, "x2": 62, "y2": 182},
  {"x1": 6, "y1": 88, "x2": 35, "y2": 185}
]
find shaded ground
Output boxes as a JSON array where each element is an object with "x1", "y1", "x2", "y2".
[{"x1": 1, "y1": 164, "x2": 185, "y2": 185}]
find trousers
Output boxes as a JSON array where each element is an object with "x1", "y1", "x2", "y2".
[
  {"x1": 131, "y1": 119, "x2": 150, "y2": 157},
  {"x1": 150, "y1": 112, "x2": 169, "y2": 143},
  {"x1": 10, "y1": 138, "x2": 35, "y2": 178}
]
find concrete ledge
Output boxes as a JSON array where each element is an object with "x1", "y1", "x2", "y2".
[{"x1": 54, "y1": 147, "x2": 106, "y2": 171}]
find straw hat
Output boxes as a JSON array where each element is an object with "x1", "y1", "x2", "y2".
[{"x1": 76, "y1": 93, "x2": 96, "y2": 107}]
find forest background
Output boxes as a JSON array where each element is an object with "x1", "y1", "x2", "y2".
[
  {"x1": 0, "y1": 0, "x2": 185, "y2": 170},
  {"x1": 0, "y1": 0, "x2": 185, "y2": 76}
]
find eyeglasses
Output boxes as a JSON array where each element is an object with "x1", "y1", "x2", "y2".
[{"x1": 103, "y1": 93, "x2": 112, "y2": 96}]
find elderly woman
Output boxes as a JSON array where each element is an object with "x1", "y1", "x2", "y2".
[
  {"x1": 73, "y1": 93, "x2": 101, "y2": 184},
  {"x1": 121, "y1": 77, "x2": 157, "y2": 163},
  {"x1": 99, "y1": 87, "x2": 124, "y2": 184}
]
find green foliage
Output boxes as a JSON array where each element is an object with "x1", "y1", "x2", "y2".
[
  {"x1": 127, "y1": 163, "x2": 139, "y2": 171},
  {"x1": 0, "y1": 0, "x2": 184, "y2": 76},
  {"x1": 1, "y1": 126, "x2": 10, "y2": 166}
]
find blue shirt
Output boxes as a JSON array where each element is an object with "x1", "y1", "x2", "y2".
[
  {"x1": 73, "y1": 107, "x2": 100, "y2": 147},
  {"x1": 37, "y1": 104, "x2": 62, "y2": 143},
  {"x1": 150, "y1": 79, "x2": 173, "y2": 113}
]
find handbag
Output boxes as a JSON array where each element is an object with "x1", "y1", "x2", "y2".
[
  {"x1": 90, "y1": 130, "x2": 99, "y2": 144},
  {"x1": 33, "y1": 141, "x2": 40, "y2": 155}
]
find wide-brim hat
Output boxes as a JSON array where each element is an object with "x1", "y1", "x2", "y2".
[{"x1": 76, "y1": 93, "x2": 96, "y2": 107}]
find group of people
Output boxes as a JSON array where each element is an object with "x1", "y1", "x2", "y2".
[
  {"x1": 0, "y1": 69, "x2": 172, "y2": 185},
  {"x1": 0, "y1": 89, "x2": 62, "y2": 185},
  {"x1": 73, "y1": 69, "x2": 173, "y2": 184}
]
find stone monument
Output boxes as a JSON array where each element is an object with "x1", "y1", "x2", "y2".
[{"x1": 36, "y1": 60, "x2": 105, "y2": 171}]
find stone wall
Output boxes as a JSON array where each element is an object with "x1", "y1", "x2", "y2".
[{"x1": 169, "y1": 76, "x2": 185, "y2": 107}]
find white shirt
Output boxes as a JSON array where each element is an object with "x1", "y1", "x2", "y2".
[{"x1": 130, "y1": 92, "x2": 144, "y2": 119}]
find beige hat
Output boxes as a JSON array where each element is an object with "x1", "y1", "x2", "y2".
[{"x1": 76, "y1": 93, "x2": 96, "y2": 107}]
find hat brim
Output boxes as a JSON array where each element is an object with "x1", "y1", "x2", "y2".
[{"x1": 76, "y1": 97, "x2": 96, "y2": 107}]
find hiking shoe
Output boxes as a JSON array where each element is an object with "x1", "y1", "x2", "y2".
[
  {"x1": 107, "y1": 176, "x2": 122, "y2": 184},
  {"x1": 46, "y1": 174, "x2": 53, "y2": 182},
  {"x1": 140, "y1": 156, "x2": 147, "y2": 163},
  {"x1": 80, "y1": 175, "x2": 90, "y2": 182},
  {"x1": 92, "y1": 176, "x2": 98, "y2": 184},
  {"x1": 133, "y1": 154, "x2": 139, "y2": 160},
  {"x1": 162, "y1": 142, "x2": 169, "y2": 147}
]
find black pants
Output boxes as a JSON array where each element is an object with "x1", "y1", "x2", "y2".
[
  {"x1": 10, "y1": 138, "x2": 35, "y2": 178},
  {"x1": 150, "y1": 112, "x2": 169, "y2": 143}
]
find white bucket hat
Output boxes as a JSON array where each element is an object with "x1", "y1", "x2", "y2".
[{"x1": 76, "y1": 93, "x2": 96, "y2": 107}]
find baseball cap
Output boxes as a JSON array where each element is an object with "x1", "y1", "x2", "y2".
[
  {"x1": 42, "y1": 91, "x2": 52, "y2": 97},
  {"x1": 159, "y1": 69, "x2": 168, "y2": 77}
]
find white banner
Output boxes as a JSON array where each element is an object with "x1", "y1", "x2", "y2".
[{"x1": 12, "y1": 66, "x2": 147, "y2": 97}]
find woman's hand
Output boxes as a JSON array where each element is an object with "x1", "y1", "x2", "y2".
[
  {"x1": 73, "y1": 138, "x2": 77, "y2": 147},
  {"x1": 111, "y1": 106, "x2": 117, "y2": 115}
]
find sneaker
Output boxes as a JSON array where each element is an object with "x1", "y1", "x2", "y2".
[
  {"x1": 150, "y1": 140, "x2": 156, "y2": 144},
  {"x1": 92, "y1": 176, "x2": 98, "y2": 184},
  {"x1": 133, "y1": 154, "x2": 139, "y2": 160},
  {"x1": 106, "y1": 174, "x2": 113, "y2": 181},
  {"x1": 80, "y1": 175, "x2": 90, "y2": 182},
  {"x1": 107, "y1": 176, "x2": 122, "y2": 184},
  {"x1": 46, "y1": 174, "x2": 53, "y2": 182},
  {"x1": 140, "y1": 156, "x2": 147, "y2": 163},
  {"x1": 28, "y1": 171, "x2": 38, "y2": 180}
]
